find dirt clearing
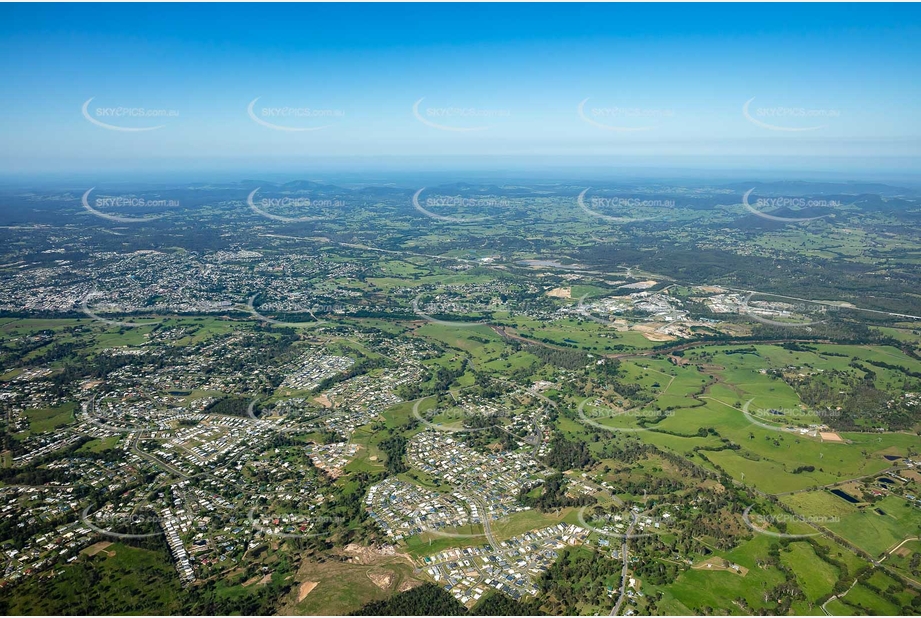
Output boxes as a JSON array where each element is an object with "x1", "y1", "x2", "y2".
[{"x1": 297, "y1": 581, "x2": 319, "y2": 602}]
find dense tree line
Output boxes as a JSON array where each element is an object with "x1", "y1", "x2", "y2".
[
  {"x1": 378, "y1": 434, "x2": 408, "y2": 475},
  {"x1": 523, "y1": 344, "x2": 590, "y2": 370},
  {"x1": 462, "y1": 416, "x2": 517, "y2": 452},
  {"x1": 537, "y1": 547, "x2": 623, "y2": 614},
  {"x1": 517, "y1": 473, "x2": 596, "y2": 511},
  {"x1": 577, "y1": 239, "x2": 921, "y2": 317},
  {"x1": 204, "y1": 396, "x2": 252, "y2": 417},
  {"x1": 397, "y1": 362, "x2": 468, "y2": 399},
  {"x1": 350, "y1": 582, "x2": 466, "y2": 616},
  {"x1": 470, "y1": 592, "x2": 543, "y2": 615},
  {"x1": 544, "y1": 434, "x2": 596, "y2": 471},
  {"x1": 787, "y1": 364, "x2": 917, "y2": 430},
  {"x1": 313, "y1": 355, "x2": 392, "y2": 393}
]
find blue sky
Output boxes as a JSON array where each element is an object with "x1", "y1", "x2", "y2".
[{"x1": 1, "y1": 3, "x2": 919, "y2": 178}]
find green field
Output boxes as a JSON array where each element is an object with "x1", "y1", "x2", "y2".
[
  {"x1": 1, "y1": 543, "x2": 183, "y2": 614},
  {"x1": 781, "y1": 542, "x2": 840, "y2": 602},
  {"x1": 20, "y1": 402, "x2": 76, "y2": 435},
  {"x1": 783, "y1": 492, "x2": 921, "y2": 558}
]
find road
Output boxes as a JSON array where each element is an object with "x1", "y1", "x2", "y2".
[
  {"x1": 821, "y1": 577, "x2": 859, "y2": 615},
  {"x1": 469, "y1": 495, "x2": 499, "y2": 549},
  {"x1": 128, "y1": 430, "x2": 188, "y2": 479},
  {"x1": 881, "y1": 537, "x2": 921, "y2": 564},
  {"x1": 727, "y1": 287, "x2": 921, "y2": 322},
  {"x1": 491, "y1": 324, "x2": 833, "y2": 361},
  {"x1": 610, "y1": 514, "x2": 637, "y2": 616},
  {"x1": 339, "y1": 239, "x2": 921, "y2": 324}
]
